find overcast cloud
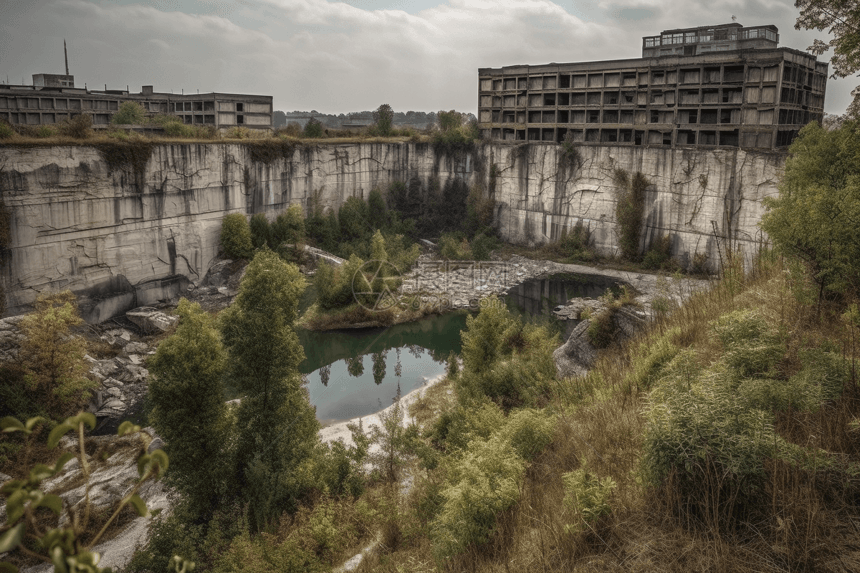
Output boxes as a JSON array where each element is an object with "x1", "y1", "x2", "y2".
[{"x1": 0, "y1": 0, "x2": 853, "y2": 114}]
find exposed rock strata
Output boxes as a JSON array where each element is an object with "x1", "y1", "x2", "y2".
[{"x1": 0, "y1": 142, "x2": 781, "y2": 320}]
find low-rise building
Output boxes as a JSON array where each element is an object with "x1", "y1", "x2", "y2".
[{"x1": 0, "y1": 78, "x2": 272, "y2": 131}]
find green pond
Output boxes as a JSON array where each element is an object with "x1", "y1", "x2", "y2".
[
  {"x1": 95, "y1": 271, "x2": 627, "y2": 434},
  {"x1": 297, "y1": 271, "x2": 628, "y2": 425}
]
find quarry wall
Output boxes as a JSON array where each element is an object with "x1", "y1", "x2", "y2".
[{"x1": 0, "y1": 141, "x2": 784, "y2": 320}]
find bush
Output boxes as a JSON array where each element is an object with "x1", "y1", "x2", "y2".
[
  {"x1": 249, "y1": 213, "x2": 272, "y2": 250},
  {"x1": 18, "y1": 291, "x2": 96, "y2": 420},
  {"x1": 112, "y1": 101, "x2": 147, "y2": 125},
  {"x1": 431, "y1": 436, "x2": 524, "y2": 560},
  {"x1": 35, "y1": 125, "x2": 57, "y2": 138},
  {"x1": 498, "y1": 408, "x2": 556, "y2": 461},
  {"x1": 470, "y1": 232, "x2": 497, "y2": 261},
  {"x1": 276, "y1": 122, "x2": 302, "y2": 137},
  {"x1": 220, "y1": 213, "x2": 254, "y2": 259},
  {"x1": 0, "y1": 121, "x2": 14, "y2": 140},
  {"x1": 272, "y1": 204, "x2": 305, "y2": 246},
  {"x1": 57, "y1": 113, "x2": 92, "y2": 138},
  {"x1": 163, "y1": 119, "x2": 197, "y2": 138},
  {"x1": 642, "y1": 234, "x2": 676, "y2": 270},
  {"x1": 556, "y1": 221, "x2": 593, "y2": 260},
  {"x1": 303, "y1": 118, "x2": 324, "y2": 138},
  {"x1": 586, "y1": 308, "x2": 616, "y2": 348},
  {"x1": 613, "y1": 169, "x2": 649, "y2": 261},
  {"x1": 438, "y1": 232, "x2": 470, "y2": 260},
  {"x1": 562, "y1": 464, "x2": 616, "y2": 533}
]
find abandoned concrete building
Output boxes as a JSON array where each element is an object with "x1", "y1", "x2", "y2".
[
  {"x1": 478, "y1": 23, "x2": 827, "y2": 149},
  {"x1": 0, "y1": 79, "x2": 272, "y2": 131}
]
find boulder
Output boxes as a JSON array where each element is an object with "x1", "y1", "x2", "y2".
[
  {"x1": 126, "y1": 307, "x2": 178, "y2": 334},
  {"x1": 553, "y1": 306, "x2": 647, "y2": 378}
]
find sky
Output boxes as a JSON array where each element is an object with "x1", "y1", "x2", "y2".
[{"x1": 0, "y1": 0, "x2": 854, "y2": 115}]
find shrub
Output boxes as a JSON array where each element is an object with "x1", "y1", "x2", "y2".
[
  {"x1": 556, "y1": 221, "x2": 593, "y2": 260},
  {"x1": 57, "y1": 113, "x2": 92, "y2": 138},
  {"x1": 498, "y1": 408, "x2": 556, "y2": 461},
  {"x1": 35, "y1": 125, "x2": 57, "y2": 138},
  {"x1": 0, "y1": 121, "x2": 14, "y2": 140},
  {"x1": 431, "y1": 435, "x2": 524, "y2": 560},
  {"x1": 303, "y1": 118, "x2": 324, "y2": 138},
  {"x1": 470, "y1": 231, "x2": 497, "y2": 261},
  {"x1": 18, "y1": 291, "x2": 96, "y2": 420},
  {"x1": 438, "y1": 232, "x2": 470, "y2": 260},
  {"x1": 642, "y1": 234, "x2": 675, "y2": 270},
  {"x1": 163, "y1": 119, "x2": 197, "y2": 138},
  {"x1": 562, "y1": 464, "x2": 616, "y2": 533},
  {"x1": 272, "y1": 204, "x2": 305, "y2": 246},
  {"x1": 429, "y1": 400, "x2": 505, "y2": 452},
  {"x1": 586, "y1": 308, "x2": 616, "y2": 348},
  {"x1": 220, "y1": 213, "x2": 254, "y2": 259},
  {"x1": 276, "y1": 122, "x2": 302, "y2": 137},
  {"x1": 112, "y1": 101, "x2": 147, "y2": 125},
  {"x1": 613, "y1": 169, "x2": 649, "y2": 261},
  {"x1": 249, "y1": 213, "x2": 272, "y2": 250}
]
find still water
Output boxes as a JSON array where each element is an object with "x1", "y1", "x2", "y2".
[{"x1": 298, "y1": 272, "x2": 628, "y2": 424}]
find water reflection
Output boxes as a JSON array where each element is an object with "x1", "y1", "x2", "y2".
[{"x1": 297, "y1": 312, "x2": 467, "y2": 424}]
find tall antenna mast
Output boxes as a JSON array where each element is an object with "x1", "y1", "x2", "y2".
[{"x1": 64, "y1": 39, "x2": 69, "y2": 76}]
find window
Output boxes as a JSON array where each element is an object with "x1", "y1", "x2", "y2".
[
  {"x1": 236, "y1": 103, "x2": 244, "y2": 112},
  {"x1": 237, "y1": 115, "x2": 244, "y2": 124}
]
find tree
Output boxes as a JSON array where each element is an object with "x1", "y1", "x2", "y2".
[
  {"x1": 148, "y1": 299, "x2": 233, "y2": 518},
  {"x1": 437, "y1": 110, "x2": 464, "y2": 132},
  {"x1": 271, "y1": 204, "x2": 305, "y2": 247},
  {"x1": 111, "y1": 101, "x2": 147, "y2": 125},
  {"x1": 18, "y1": 291, "x2": 95, "y2": 419},
  {"x1": 303, "y1": 117, "x2": 324, "y2": 138},
  {"x1": 273, "y1": 110, "x2": 287, "y2": 127},
  {"x1": 795, "y1": 0, "x2": 860, "y2": 117},
  {"x1": 220, "y1": 213, "x2": 254, "y2": 259},
  {"x1": 249, "y1": 213, "x2": 272, "y2": 250},
  {"x1": 373, "y1": 104, "x2": 394, "y2": 136},
  {"x1": 219, "y1": 249, "x2": 319, "y2": 531},
  {"x1": 760, "y1": 120, "x2": 860, "y2": 302}
]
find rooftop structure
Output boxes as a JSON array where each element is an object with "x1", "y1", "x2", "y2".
[{"x1": 478, "y1": 23, "x2": 826, "y2": 149}]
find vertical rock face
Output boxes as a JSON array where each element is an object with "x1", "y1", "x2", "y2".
[
  {"x1": 0, "y1": 142, "x2": 478, "y2": 319},
  {"x1": 487, "y1": 144, "x2": 784, "y2": 270},
  {"x1": 0, "y1": 142, "x2": 783, "y2": 321}
]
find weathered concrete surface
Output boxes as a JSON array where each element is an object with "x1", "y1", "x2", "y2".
[
  {"x1": 488, "y1": 144, "x2": 784, "y2": 270},
  {"x1": 0, "y1": 142, "x2": 783, "y2": 320}
]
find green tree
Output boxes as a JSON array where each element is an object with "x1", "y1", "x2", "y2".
[
  {"x1": 761, "y1": 120, "x2": 860, "y2": 302},
  {"x1": 111, "y1": 101, "x2": 147, "y2": 125},
  {"x1": 220, "y1": 213, "x2": 254, "y2": 259},
  {"x1": 18, "y1": 291, "x2": 96, "y2": 419},
  {"x1": 148, "y1": 299, "x2": 233, "y2": 518},
  {"x1": 249, "y1": 213, "x2": 272, "y2": 250},
  {"x1": 219, "y1": 249, "x2": 319, "y2": 531},
  {"x1": 303, "y1": 117, "x2": 324, "y2": 138},
  {"x1": 271, "y1": 204, "x2": 306, "y2": 247},
  {"x1": 795, "y1": 0, "x2": 860, "y2": 116},
  {"x1": 373, "y1": 104, "x2": 394, "y2": 136},
  {"x1": 367, "y1": 187, "x2": 388, "y2": 231},
  {"x1": 437, "y1": 110, "x2": 464, "y2": 132},
  {"x1": 338, "y1": 196, "x2": 371, "y2": 242}
]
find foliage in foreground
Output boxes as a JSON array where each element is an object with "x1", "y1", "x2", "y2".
[{"x1": 761, "y1": 120, "x2": 860, "y2": 303}]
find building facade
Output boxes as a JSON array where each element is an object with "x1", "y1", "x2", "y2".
[
  {"x1": 0, "y1": 79, "x2": 272, "y2": 131},
  {"x1": 478, "y1": 23, "x2": 827, "y2": 149}
]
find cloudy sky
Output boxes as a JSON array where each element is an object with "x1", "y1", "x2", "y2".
[{"x1": 0, "y1": 0, "x2": 854, "y2": 115}]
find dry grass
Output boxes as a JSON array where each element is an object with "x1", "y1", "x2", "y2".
[{"x1": 343, "y1": 254, "x2": 860, "y2": 573}]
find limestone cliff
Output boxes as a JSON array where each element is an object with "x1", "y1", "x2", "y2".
[{"x1": 0, "y1": 141, "x2": 783, "y2": 321}]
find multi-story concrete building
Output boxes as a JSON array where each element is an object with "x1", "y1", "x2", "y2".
[
  {"x1": 478, "y1": 23, "x2": 827, "y2": 149},
  {"x1": 0, "y1": 79, "x2": 272, "y2": 131}
]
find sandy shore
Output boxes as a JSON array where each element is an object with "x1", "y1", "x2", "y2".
[{"x1": 319, "y1": 372, "x2": 446, "y2": 447}]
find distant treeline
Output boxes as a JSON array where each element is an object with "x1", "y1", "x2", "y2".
[{"x1": 273, "y1": 110, "x2": 476, "y2": 129}]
